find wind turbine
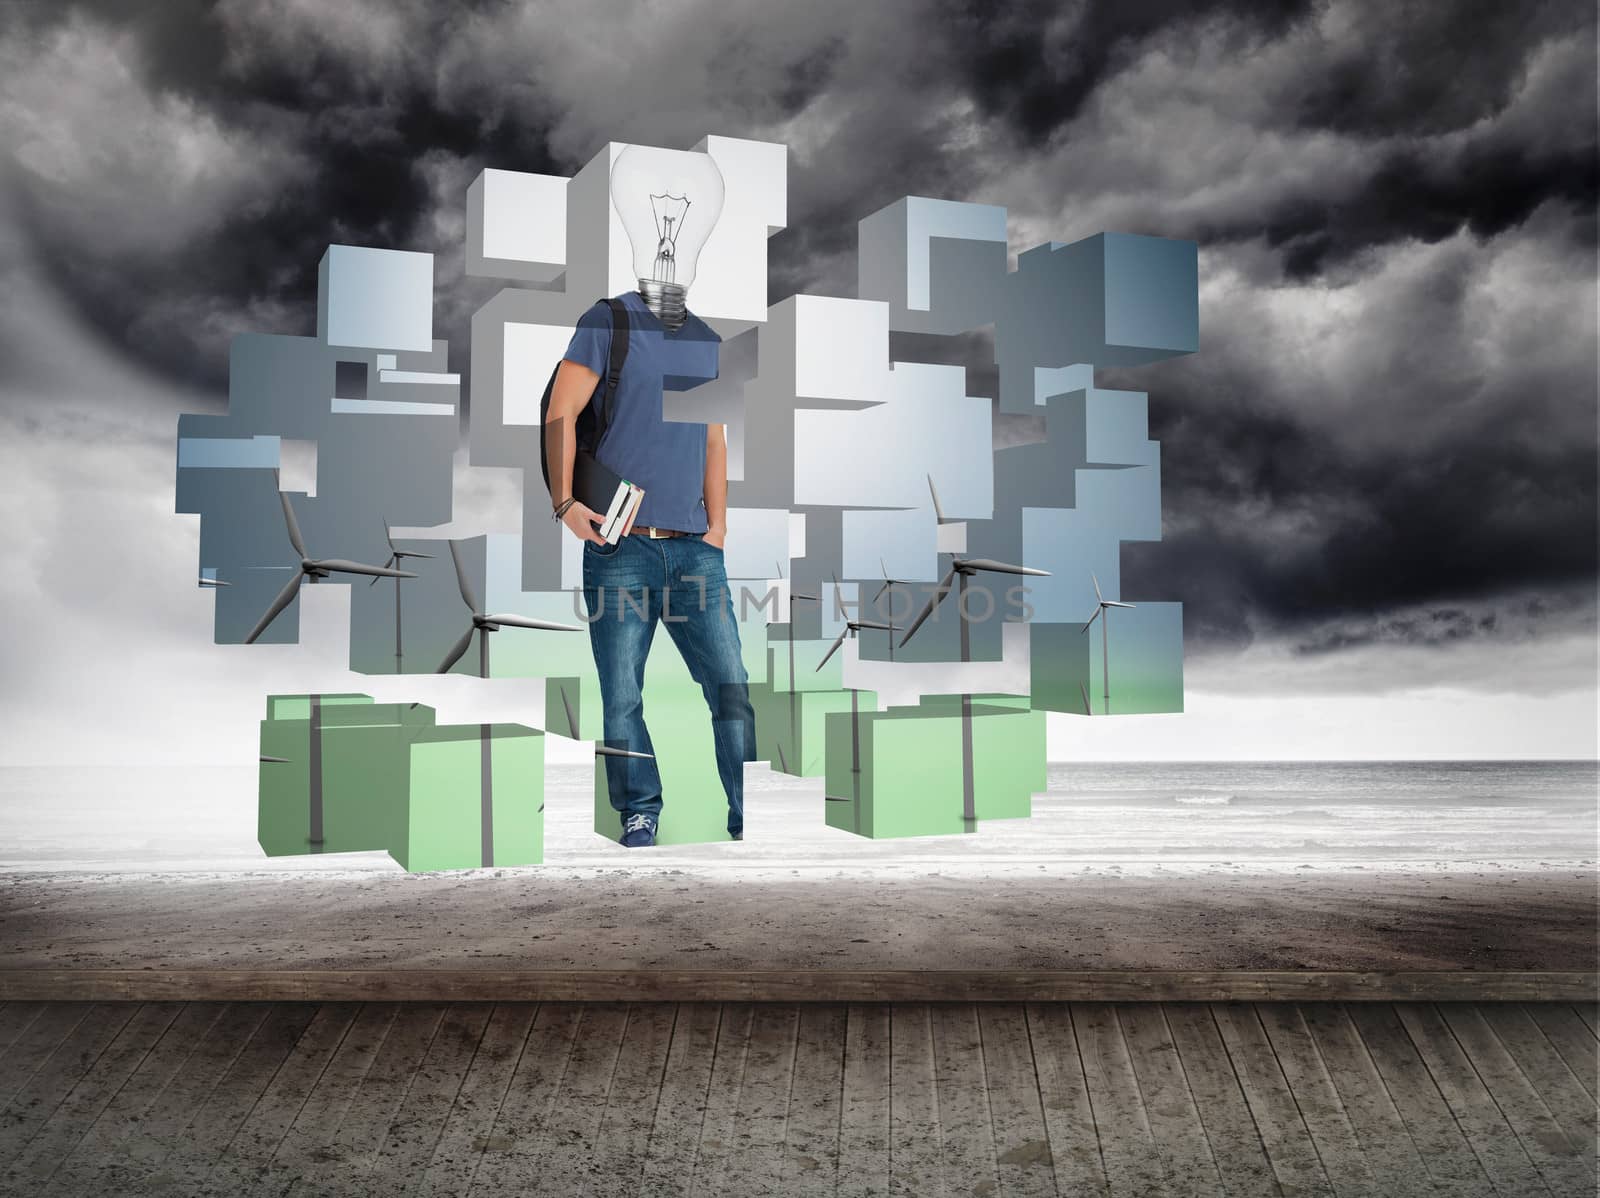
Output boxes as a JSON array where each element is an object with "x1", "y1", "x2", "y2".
[
  {"x1": 1081, "y1": 570, "x2": 1135, "y2": 715},
  {"x1": 872, "y1": 556, "x2": 914, "y2": 661},
  {"x1": 817, "y1": 612, "x2": 898, "y2": 834},
  {"x1": 774, "y1": 559, "x2": 818, "y2": 774},
  {"x1": 245, "y1": 468, "x2": 417, "y2": 644},
  {"x1": 368, "y1": 518, "x2": 434, "y2": 673},
  {"x1": 430, "y1": 539, "x2": 585, "y2": 867},
  {"x1": 898, "y1": 549, "x2": 1050, "y2": 831}
]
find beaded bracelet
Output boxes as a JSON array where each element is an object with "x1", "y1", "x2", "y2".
[{"x1": 552, "y1": 496, "x2": 576, "y2": 520}]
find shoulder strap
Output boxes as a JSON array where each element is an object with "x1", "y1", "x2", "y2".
[{"x1": 594, "y1": 297, "x2": 630, "y2": 446}]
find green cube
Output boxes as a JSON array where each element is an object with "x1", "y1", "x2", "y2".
[
  {"x1": 825, "y1": 694, "x2": 1045, "y2": 838},
  {"x1": 396, "y1": 723, "x2": 545, "y2": 871},
  {"x1": 257, "y1": 694, "x2": 436, "y2": 857}
]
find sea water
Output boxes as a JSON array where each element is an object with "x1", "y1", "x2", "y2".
[{"x1": 0, "y1": 759, "x2": 1593, "y2": 873}]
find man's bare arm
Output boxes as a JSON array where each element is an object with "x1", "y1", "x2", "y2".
[
  {"x1": 704, "y1": 422, "x2": 728, "y2": 545},
  {"x1": 547, "y1": 359, "x2": 606, "y2": 543}
]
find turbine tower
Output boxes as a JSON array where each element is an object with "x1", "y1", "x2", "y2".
[
  {"x1": 817, "y1": 613, "x2": 897, "y2": 834},
  {"x1": 898, "y1": 542, "x2": 1050, "y2": 832},
  {"x1": 1081, "y1": 570, "x2": 1135, "y2": 715},
  {"x1": 774, "y1": 559, "x2": 819, "y2": 773},
  {"x1": 245, "y1": 468, "x2": 417, "y2": 644},
  {"x1": 368, "y1": 517, "x2": 434, "y2": 673},
  {"x1": 872, "y1": 556, "x2": 914, "y2": 661}
]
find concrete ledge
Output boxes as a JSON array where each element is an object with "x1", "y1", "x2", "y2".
[{"x1": 0, "y1": 969, "x2": 1593, "y2": 1003}]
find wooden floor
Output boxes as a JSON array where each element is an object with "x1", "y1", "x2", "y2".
[{"x1": 0, "y1": 1001, "x2": 1594, "y2": 1197}]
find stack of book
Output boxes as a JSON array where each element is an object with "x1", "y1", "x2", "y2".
[{"x1": 574, "y1": 451, "x2": 645, "y2": 544}]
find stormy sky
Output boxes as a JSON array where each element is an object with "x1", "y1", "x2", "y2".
[{"x1": 0, "y1": 0, "x2": 1594, "y2": 765}]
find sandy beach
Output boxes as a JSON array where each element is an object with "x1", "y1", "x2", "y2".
[{"x1": 3, "y1": 863, "x2": 1594, "y2": 974}]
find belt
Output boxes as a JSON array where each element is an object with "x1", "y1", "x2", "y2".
[{"x1": 628, "y1": 525, "x2": 688, "y2": 539}]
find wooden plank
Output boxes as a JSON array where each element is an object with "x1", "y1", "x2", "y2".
[
  {"x1": 414, "y1": 1003, "x2": 537, "y2": 1198},
  {"x1": 589, "y1": 1003, "x2": 678, "y2": 1193},
  {"x1": 1527, "y1": 1004, "x2": 1599, "y2": 1100},
  {"x1": 1574, "y1": 1005, "x2": 1598, "y2": 1039},
  {"x1": 2, "y1": 1002, "x2": 183, "y2": 1191},
  {"x1": 464, "y1": 1001, "x2": 583, "y2": 1193},
  {"x1": 888, "y1": 1003, "x2": 945, "y2": 1196},
  {"x1": 0, "y1": 1003, "x2": 47, "y2": 1056},
  {"x1": 1118, "y1": 1003, "x2": 1225, "y2": 1196},
  {"x1": 1209, "y1": 1002, "x2": 1334, "y2": 1198},
  {"x1": 1296, "y1": 1002, "x2": 1444, "y2": 1197},
  {"x1": 1256, "y1": 1004, "x2": 1382, "y2": 1196},
  {"x1": 90, "y1": 1003, "x2": 272, "y2": 1191},
  {"x1": 130, "y1": 1001, "x2": 320, "y2": 1194},
  {"x1": 1434, "y1": 1002, "x2": 1595, "y2": 1198},
  {"x1": 366, "y1": 998, "x2": 489, "y2": 1190},
  {"x1": 0, "y1": 1003, "x2": 96, "y2": 1124},
  {"x1": 0, "y1": 1002, "x2": 137, "y2": 1164},
  {"x1": 777, "y1": 1003, "x2": 846, "y2": 1195},
  {"x1": 241, "y1": 1002, "x2": 396, "y2": 1195},
  {"x1": 977, "y1": 1004, "x2": 1056, "y2": 1197},
  {"x1": 928, "y1": 1003, "x2": 998, "y2": 1196},
  {"x1": 39, "y1": 1003, "x2": 230, "y2": 1198},
  {"x1": 689, "y1": 1002, "x2": 754, "y2": 1197},
  {"x1": 638, "y1": 1002, "x2": 722, "y2": 1198},
  {"x1": 513, "y1": 1002, "x2": 630, "y2": 1193},
  {"x1": 199, "y1": 1002, "x2": 359, "y2": 1196},
  {"x1": 1393, "y1": 1002, "x2": 1556, "y2": 1196},
  {"x1": 835, "y1": 1004, "x2": 891, "y2": 1198},
  {"x1": 1023, "y1": 1003, "x2": 1108, "y2": 1197},
  {"x1": 713, "y1": 1003, "x2": 799, "y2": 1194},
  {"x1": 3, "y1": 969, "x2": 1592, "y2": 1003},
  {"x1": 1161, "y1": 1003, "x2": 1282, "y2": 1197},
  {"x1": 1344, "y1": 1002, "x2": 1497, "y2": 1197},
  {"x1": 1072, "y1": 1002, "x2": 1168, "y2": 1197},
  {"x1": 1476, "y1": 1004, "x2": 1600, "y2": 1158}
]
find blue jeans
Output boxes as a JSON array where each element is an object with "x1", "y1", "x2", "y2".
[{"x1": 581, "y1": 530, "x2": 757, "y2": 837}]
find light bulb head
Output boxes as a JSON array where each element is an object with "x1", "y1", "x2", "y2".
[{"x1": 610, "y1": 144, "x2": 725, "y2": 331}]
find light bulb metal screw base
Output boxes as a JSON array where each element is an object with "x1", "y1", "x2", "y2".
[{"x1": 638, "y1": 278, "x2": 688, "y2": 332}]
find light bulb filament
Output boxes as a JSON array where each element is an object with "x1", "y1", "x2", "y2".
[{"x1": 648, "y1": 192, "x2": 692, "y2": 285}]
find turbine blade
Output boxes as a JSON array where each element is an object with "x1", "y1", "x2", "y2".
[
  {"x1": 960, "y1": 557, "x2": 1050, "y2": 576},
  {"x1": 1081, "y1": 606, "x2": 1102, "y2": 632},
  {"x1": 792, "y1": 591, "x2": 818, "y2": 602},
  {"x1": 435, "y1": 625, "x2": 475, "y2": 674},
  {"x1": 1106, "y1": 601, "x2": 1136, "y2": 608},
  {"x1": 558, "y1": 684, "x2": 578, "y2": 735},
  {"x1": 1079, "y1": 681, "x2": 1093, "y2": 715},
  {"x1": 775, "y1": 742, "x2": 789, "y2": 773},
  {"x1": 244, "y1": 572, "x2": 305, "y2": 644},
  {"x1": 880, "y1": 556, "x2": 890, "y2": 579},
  {"x1": 448, "y1": 539, "x2": 480, "y2": 613},
  {"x1": 898, "y1": 567, "x2": 956, "y2": 648},
  {"x1": 595, "y1": 745, "x2": 654, "y2": 759},
  {"x1": 396, "y1": 549, "x2": 435, "y2": 559},
  {"x1": 927, "y1": 473, "x2": 946, "y2": 523},
  {"x1": 368, "y1": 553, "x2": 396, "y2": 585},
  {"x1": 852, "y1": 618, "x2": 895, "y2": 631},
  {"x1": 815, "y1": 628, "x2": 848, "y2": 670},
  {"x1": 316, "y1": 559, "x2": 417, "y2": 579},
  {"x1": 484, "y1": 613, "x2": 584, "y2": 633},
  {"x1": 278, "y1": 488, "x2": 307, "y2": 559},
  {"x1": 775, "y1": 559, "x2": 785, "y2": 578},
  {"x1": 260, "y1": 754, "x2": 291, "y2": 763},
  {"x1": 383, "y1": 517, "x2": 394, "y2": 549},
  {"x1": 872, "y1": 580, "x2": 890, "y2": 603},
  {"x1": 1091, "y1": 570, "x2": 1103, "y2": 602}
]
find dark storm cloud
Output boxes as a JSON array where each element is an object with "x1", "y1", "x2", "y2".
[{"x1": 0, "y1": 0, "x2": 1594, "y2": 677}]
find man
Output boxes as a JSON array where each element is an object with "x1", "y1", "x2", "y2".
[{"x1": 547, "y1": 288, "x2": 757, "y2": 847}]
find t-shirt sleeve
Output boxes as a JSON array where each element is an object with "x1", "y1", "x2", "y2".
[{"x1": 562, "y1": 302, "x2": 612, "y2": 377}]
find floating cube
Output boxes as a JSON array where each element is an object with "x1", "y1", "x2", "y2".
[
  {"x1": 825, "y1": 693, "x2": 1044, "y2": 838},
  {"x1": 396, "y1": 723, "x2": 545, "y2": 871}
]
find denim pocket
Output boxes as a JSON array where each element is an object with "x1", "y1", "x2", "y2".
[{"x1": 586, "y1": 535, "x2": 623, "y2": 558}]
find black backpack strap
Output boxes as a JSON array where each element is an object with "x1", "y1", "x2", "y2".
[{"x1": 595, "y1": 297, "x2": 630, "y2": 447}]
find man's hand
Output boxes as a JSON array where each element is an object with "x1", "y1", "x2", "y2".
[
  {"x1": 703, "y1": 524, "x2": 727, "y2": 551},
  {"x1": 560, "y1": 499, "x2": 608, "y2": 544}
]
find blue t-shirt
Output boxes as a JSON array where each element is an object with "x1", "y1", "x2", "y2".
[{"x1": 561, "y1": 290, "x2": 721, "y2": 534}]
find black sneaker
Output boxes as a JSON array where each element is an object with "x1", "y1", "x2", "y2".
[{"x1": 621, "y1": 813, "x2": 656, "y2": 847}]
